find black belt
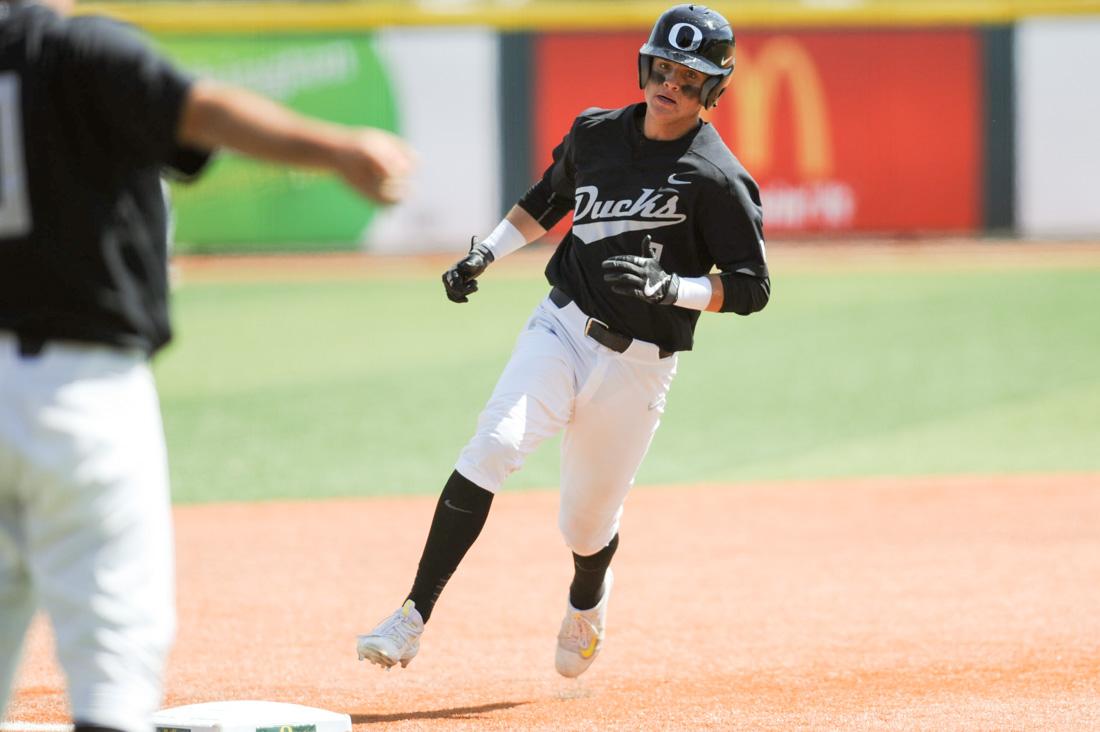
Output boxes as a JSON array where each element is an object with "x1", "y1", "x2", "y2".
[{"x1": 549, "y1": 287, "x2": 673, "y2": 358}]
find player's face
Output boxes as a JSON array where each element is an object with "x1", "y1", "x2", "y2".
[{"x1": 644, "y1": 58, "x2": 706, "y2": 121}]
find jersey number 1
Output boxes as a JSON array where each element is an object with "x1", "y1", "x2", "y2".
[{"x1": 0, "y1": 73, "x2": 32, "y2": 238}]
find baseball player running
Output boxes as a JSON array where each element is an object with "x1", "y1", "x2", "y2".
[
  {"x1": 357, "y1": 3, "x2": 768, "y2": 678},
  {"x1": 0, "y1": 1, "x2": 413, "y2": 729}
]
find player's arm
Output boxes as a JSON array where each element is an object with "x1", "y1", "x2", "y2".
[
  {"x1": 60, "y1": 19, "x2": 410, "y2": 203},
  {"x1": 603, "y1": 173, "x2": 769, "y2": 314},
  {"x1": 702, "y1": 172, "x2": 770, "y2": 315},
  {"x1": 681, "y1": 240, "x2": 770, "y2": 315},
  {"x1": 685, "y1": 274, "x2": 726, "y2": 312},
  {"x1": 481, "y1": 205, "x2": 549, "y2": 260},
  {"x1": 177, "y1": 79, "x2": 414, "y2": 204},
  {"x1": 442, "y1": 121, "x2": 576, "y2": 303},
  {"x1": 709, "y1": 264, "x2": 770, "y2": 314},
  {"x1": 441, "y1": 206, "x2": 548, "y2": 304},
  {"x1": 601, "y1": 250, "x2": 764, "y2": 313}
]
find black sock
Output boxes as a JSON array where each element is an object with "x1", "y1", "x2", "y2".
[
  {"x1": 406, "y1": 470, "x2": 494, "y2": 622},
  {"x1": 74, "y1": 725, "x2": 126, "y2": 732},
  {"x1": 569, "y1": 533, "x2": 619, "y2": 610}
]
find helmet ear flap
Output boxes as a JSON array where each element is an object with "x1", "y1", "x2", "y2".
[
  {"x1": 638, "y1": 54, "x2": 651, "y2": 89},
  {"x1": 701, "y1": 76, "x2": 721, "y2": 108},
  {"x1": 702, "y1": 73, "x2": 733, "y2": 108}
]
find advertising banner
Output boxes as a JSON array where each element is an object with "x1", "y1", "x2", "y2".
[
  {"x1": 364, "y1": 29, "x2": 501, "y2": 254},
  {"x1": 158, "y1": 30, "x2": 501, "y2": 252},
  {"x1": 159, "y1": 35, "x2": 399, "y2": 251},
  {"x1": 534, "y1": 29, "x2": 982, "y2": 235}
]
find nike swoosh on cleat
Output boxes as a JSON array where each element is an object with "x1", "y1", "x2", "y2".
[
  {"x1": 579, "y1": 636, "x2": 599, "y2": 659},
  {"x1": 444, "y1": 499, "x2": 474, "y2": 514}
]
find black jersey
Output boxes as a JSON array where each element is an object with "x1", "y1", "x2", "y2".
[
  {"x1": 519, "y1": 103, "x2": 769, "y2": 353},
  {"x1": 0, "y1": 2, "x2": 209, "y2": 356}
]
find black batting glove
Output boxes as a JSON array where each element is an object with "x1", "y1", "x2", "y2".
[
  {"x1": 602, "y1": 253, "x2": 680, "y2": 306},
  {"x1": 442, "y1": 237, "x2": 495, "y2": 303}
]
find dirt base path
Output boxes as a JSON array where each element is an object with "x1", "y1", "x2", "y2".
[{"x1": 7, "y1": 475, "x2": 1100, "y2": 730}]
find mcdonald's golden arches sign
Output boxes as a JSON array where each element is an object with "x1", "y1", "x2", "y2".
[{"x1": 535, "y1": 29, "x2": 981, "y2": 234}]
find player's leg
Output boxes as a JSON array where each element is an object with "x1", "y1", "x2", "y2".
[
  {"x1": 554, "y1": 350, "x2": 677, "y2": 676},
  {"x1": 415, "y1": 300, "x2": 582, "y2": 613},
  {"x1": 26, "y1": 347, "x2": 174, "y2": 732},
  {"x1": 419, "y1": 309, "x2": 577, "y2": 614},
  {"x1": 403, "y1": 469, "x2": 493, "y2": 622},
  {"x1": 569, "y1": 532, "x2": 618, "y2": 612},
  {"x1": 358, "y1": 300, "x2": 580, "y2": 668},
  {"x1": 354, "y1": 468, "x2": 492, "y2": 670},
  {"x1": 451, "y1": 301, "x2": 584, "y2": 498},
  {"x1": 559, "y1": 350, "x2": 676, "y2": 556}
]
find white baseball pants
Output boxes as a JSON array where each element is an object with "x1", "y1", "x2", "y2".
[
  {"x1": 0, "y1": 334, "x2": 174, "y2": 732},
  {"x1": 455, "y1": 294, "x2": 677, "y2": 556}
]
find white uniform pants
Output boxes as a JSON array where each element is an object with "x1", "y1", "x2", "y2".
[
  {"x1": 456, "y1": 294, "x2": 677, "y2": 556},
  {"x1": 0, "y1": 334, "x2": 174, "y2": 732}
]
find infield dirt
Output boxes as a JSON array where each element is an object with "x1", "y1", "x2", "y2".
[{"x1": 7, "y1": 474, "x2": 1100, "y2": 731}]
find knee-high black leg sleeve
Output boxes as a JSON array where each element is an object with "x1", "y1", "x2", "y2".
[
  {"x1": 406, "y1": 470, "x2": 494, "y2": 622},
  {"x1": 569, "y1": 533, "x2": 619, "y2": 610}
]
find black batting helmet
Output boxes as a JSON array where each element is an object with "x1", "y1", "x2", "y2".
[{"x1": 638, "y1": 4, "x2": 736, "y2": 108}]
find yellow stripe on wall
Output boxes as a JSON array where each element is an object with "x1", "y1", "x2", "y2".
[{"x1": 79, "y1": 1, "x2": 1100, "y2": 33}]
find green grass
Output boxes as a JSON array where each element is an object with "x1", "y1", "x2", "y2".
[{"x1": 155, "y1": 262, "x2": 1100, "y2": 503}]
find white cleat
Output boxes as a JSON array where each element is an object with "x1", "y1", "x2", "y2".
[
  {"x1": 357, "y1": 599, "x2": 424, "y2": 670},
  {"x1": 555, "y1": 569, "x2": 613, "y2": 678}
]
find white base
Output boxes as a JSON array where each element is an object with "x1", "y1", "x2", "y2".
[{"x1": 152, "y1": 701, "x2": 350, "y2": 732}]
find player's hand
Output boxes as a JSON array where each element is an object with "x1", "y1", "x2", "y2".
[
  {"x1": 443, "y1": 237, "x2": 495, "y2": 303},
  {"x1": 336, "y1": 128, "x2": 416, "y2": 205},
  {"x1": 602, "y1": 247, "x2": 680, "y2": 306}
]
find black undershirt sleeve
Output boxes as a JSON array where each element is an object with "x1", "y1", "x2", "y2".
[
  {"x1": 717, "y1": 269, "x2": 771, "y2": 315},
  {"x1": 701, "y1": 170, "x2": 770, "y2": 315},
  {"x1": 516, "y1": 120, "x2": 577, "y2": 229},
  {"x1": 517, "y1": 184, "x2": 574, "y2": 230}
]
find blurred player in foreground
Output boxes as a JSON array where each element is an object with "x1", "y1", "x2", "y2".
[
  {"x1": 357, "y1": 3, "x2": 767, "y2": 679},
  {"x1": 0, "y1": 0, "x2": 413, "y2": 729}
]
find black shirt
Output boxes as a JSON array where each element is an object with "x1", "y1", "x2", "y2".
[
  {"x1": 0, "y1": 2, "x2": 209, "y2": 356},
  {"x1": 519, "y1": 103, "x2": 769, "y2": 353}
]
